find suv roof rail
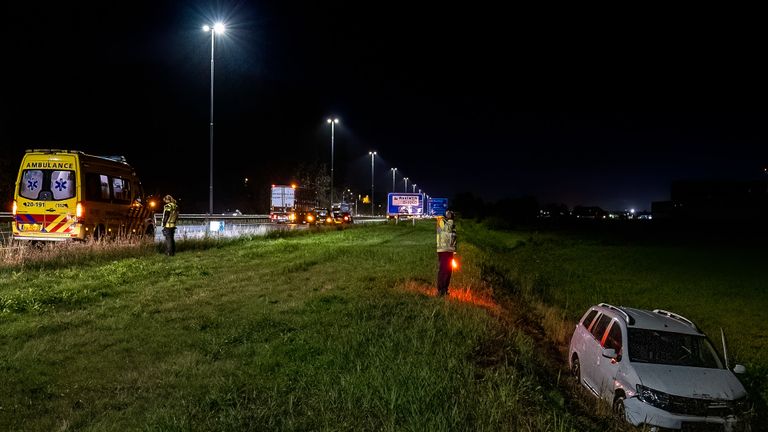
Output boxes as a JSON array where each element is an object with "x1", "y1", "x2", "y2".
[
  {"x1": 653, "y1": 309, "x2": 698, "y2": 330},
  {"x1": 598, "y1": 303, "x2": 635, "y2": 325}
]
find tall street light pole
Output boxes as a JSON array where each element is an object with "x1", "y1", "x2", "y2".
[
  {"x1": 403, "y1": 177, "x2": 409, "y2": 193},
  {"x1": 203, "y1": 22, "x2": 225, "y2": 215},
  {"x1": 412, "y1": 183, "x2": 417, "y2": 193},
  {"x1": 390, "y1": 168, "x2": 397, "y2": 193},
  {"x1": 326, "y1": 118, "x2": 339, "y2": 207},
  {"x1": 369, "y1": 151, "x2": 377, "y2": 216}
]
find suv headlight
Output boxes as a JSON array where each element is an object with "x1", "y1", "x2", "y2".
[
  {"x1": 636, "y1": 385, "x2": 671, "y2": 410},
  {"x1": 733, "y1": 397, "x2": 751, "y2": 415}
]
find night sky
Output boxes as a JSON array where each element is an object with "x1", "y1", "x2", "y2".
[{"x1": 3, "y1": 2, "x2": 768, "y2": 213}]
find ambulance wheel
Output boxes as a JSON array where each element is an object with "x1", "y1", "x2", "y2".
[{"x1": 93, "y1": 225, "x2": 106, "y2": 241}]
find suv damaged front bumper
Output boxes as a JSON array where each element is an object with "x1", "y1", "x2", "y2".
[{"x1": 624, "y1": 397, "x2": 747, "y2": 431}]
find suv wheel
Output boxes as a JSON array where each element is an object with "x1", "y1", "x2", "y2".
[
  {"x1": 571, "y1": 355, "x2": 581, "y2": 382},
  {"x1": 613, "y1": 394, "x2": 626, "y2": 420}
]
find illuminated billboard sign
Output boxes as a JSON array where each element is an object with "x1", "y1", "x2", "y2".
[{"x1": 387, "y1": 193, "x2": 424, "y2": 216}]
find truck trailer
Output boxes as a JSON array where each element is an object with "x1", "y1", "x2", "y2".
[{"x1": 269, "y1": 184, "x2": 317, "y2": 224}]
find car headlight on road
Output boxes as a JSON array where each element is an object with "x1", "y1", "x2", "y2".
[{"x1": 636, "y1": 385, "x2": 671, "y2": 410}]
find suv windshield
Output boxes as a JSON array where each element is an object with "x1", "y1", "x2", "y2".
[{"x1": 628, "y1": 328, "x2": 723, "y2": 369}]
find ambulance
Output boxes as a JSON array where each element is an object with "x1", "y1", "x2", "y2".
[{"x1": 12, "y1": 149, "x2": 156, "y2": 241}]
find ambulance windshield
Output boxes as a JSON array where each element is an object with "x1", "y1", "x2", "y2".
[{"x1": 20, "y1": 169, "x2": 76, "y2": 201}]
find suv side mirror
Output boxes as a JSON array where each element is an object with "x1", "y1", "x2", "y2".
[
  {"x1": 733, "y1": 364, "x2": 746, "y2": 374},
  {"x1": 602, "y1": 348, "x2": 617, "y2": 359}
]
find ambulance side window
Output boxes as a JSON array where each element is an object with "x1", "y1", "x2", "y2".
[
  {"x1": 85, "y1": 173, "x2": 111, "y2": 201},
  {"x1": 20, "y1": 170, "x2": 44, "y2": 200},
  {"x1": 51, "y1": 171, "x2": 76, "y2": 200},
  {"x1": 112, "y1": 177, "x2": 131, "y2": 203},
  {"x1": 99, "y1": 175, "x2": 110, "y2": 200}
]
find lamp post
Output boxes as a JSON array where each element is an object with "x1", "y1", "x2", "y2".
[
  {"x1": 412, "y1": 183, "x2": 417, "y2": 193},
  {"x1": 390, "y1": 168, "x2": 397, "y2": 193},
  {"x1": 326, "y1": 118, "x2": 339, "y2": 207},
  {"x1": 403, "y1": 177, "x2": 409, "y2": 192},
  {"x1": 203, "y1": 22, "x2": 225, "y2": 215},
  {"x1": 369, "y1": 151, "x2": 377, "y2": 216}
]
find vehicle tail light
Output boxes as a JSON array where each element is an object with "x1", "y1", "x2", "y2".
[
  {"x1": 344, "y1": 215, "x2": 349, "y2": 221},
  {"x1": 76, "y1": 202, "x2": 84, "y2": 218},
  {"x1": 12, "y1": 200, "x2": 17, "y2": 215}
]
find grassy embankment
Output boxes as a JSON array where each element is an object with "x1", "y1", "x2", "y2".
[
  {"x1": 462, "y1": 221, "x2": 767, "y2": 426},
  {"x1": 0, "y1": 223, "x2": 618, "y2": 431}
]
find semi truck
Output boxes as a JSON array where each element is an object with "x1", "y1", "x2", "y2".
[{"x1": 269, "y1": 184, "x2": 317, "y2": 224}]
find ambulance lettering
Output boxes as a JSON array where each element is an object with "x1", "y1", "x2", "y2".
[{"x1": 25, "y1": 162, "x2": 74, "y2": 169}]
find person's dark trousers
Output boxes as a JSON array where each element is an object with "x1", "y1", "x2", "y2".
[
  {"x1": 162, "y1": 227, "x2": 176, "y2": 256},
  {"x1": 437, "y1": 251, "x2": 453, "y2": 296}
]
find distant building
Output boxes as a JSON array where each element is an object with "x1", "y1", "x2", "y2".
[
  {"x1": 652, "y1": 179, "x2": 768, "y2": 221},
  {"x1": 572, "y1": 205, "x2": 608, "y2": 219}
]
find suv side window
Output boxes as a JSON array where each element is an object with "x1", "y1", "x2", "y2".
[
  {"x1": 581, "y1": 310, "x2": 598, "y2": 329},
  {"x1": 590, "y1": 314, "x2": 612, "y2": 341},
  {"x1": 603, "y1": 322, "x2": 623, "y2": 357}
]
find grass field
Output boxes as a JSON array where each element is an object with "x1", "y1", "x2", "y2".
[
  {"x1": 2, "y1": 221, "x2": 763, "y2": 430},
  {"x1": 462, "y1": 221, "x2": 768, "y2": 425},
  {"x1": 0, "y1": 223, "x2": 622, "y2": 431}
]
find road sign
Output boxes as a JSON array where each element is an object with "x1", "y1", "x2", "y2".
[
  {"x1": 387, "y1": 193, "x2": 424, "y2": 216},
  {"x1": 427, "y1": 197, "x2": 448, "y2": 216}
]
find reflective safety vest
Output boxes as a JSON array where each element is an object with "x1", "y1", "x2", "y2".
[
  {"x1": 163, "y1": 202, "x2": 179, "y2": 228},
  {"x1": 436, "y1": 216, "x2": 456, "y2": 252}
]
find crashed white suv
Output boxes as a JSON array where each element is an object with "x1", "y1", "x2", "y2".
[{"x1": 568, "y1": 303, "x2": 750, "y2": 431}]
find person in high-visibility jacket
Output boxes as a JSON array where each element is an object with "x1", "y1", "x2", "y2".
[
  {"x1": 436, "y1": 209, "x2": 457, "y2": 296},
  {"x1": 161, "y1": 195, "x2": 179, "y2": 256}
]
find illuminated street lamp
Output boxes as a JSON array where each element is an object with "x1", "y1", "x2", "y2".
[
  {"x1": 203, "y1": 22, "x2": 226, "y2": 215},
  {"x1": 412, "y1": 183, "x2": 417, "y2": 193},
  {"x1": 326, "y1": 118, "x2": 339, "y2": 206},
  {"x1": 403, "y1": 177, "x2": 409, "y2": 192},
  {"x1": 390, "y1": 167, "x2": 397, "y2": 193},
  {"x1": 369, "y1": 151, "x2": 377, "y2": 216}
]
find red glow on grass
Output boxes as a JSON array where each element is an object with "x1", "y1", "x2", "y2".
[
  {"x1": 402, "y1": 280, "x2": 499, "y2": 312},
  {"x1": 447, "y1": 287, "x2": 499, "y2": 311}
]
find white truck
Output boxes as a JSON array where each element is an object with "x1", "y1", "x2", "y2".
[{"x1": 269, "y1": 184, "x2": 316, "y2": 224}]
